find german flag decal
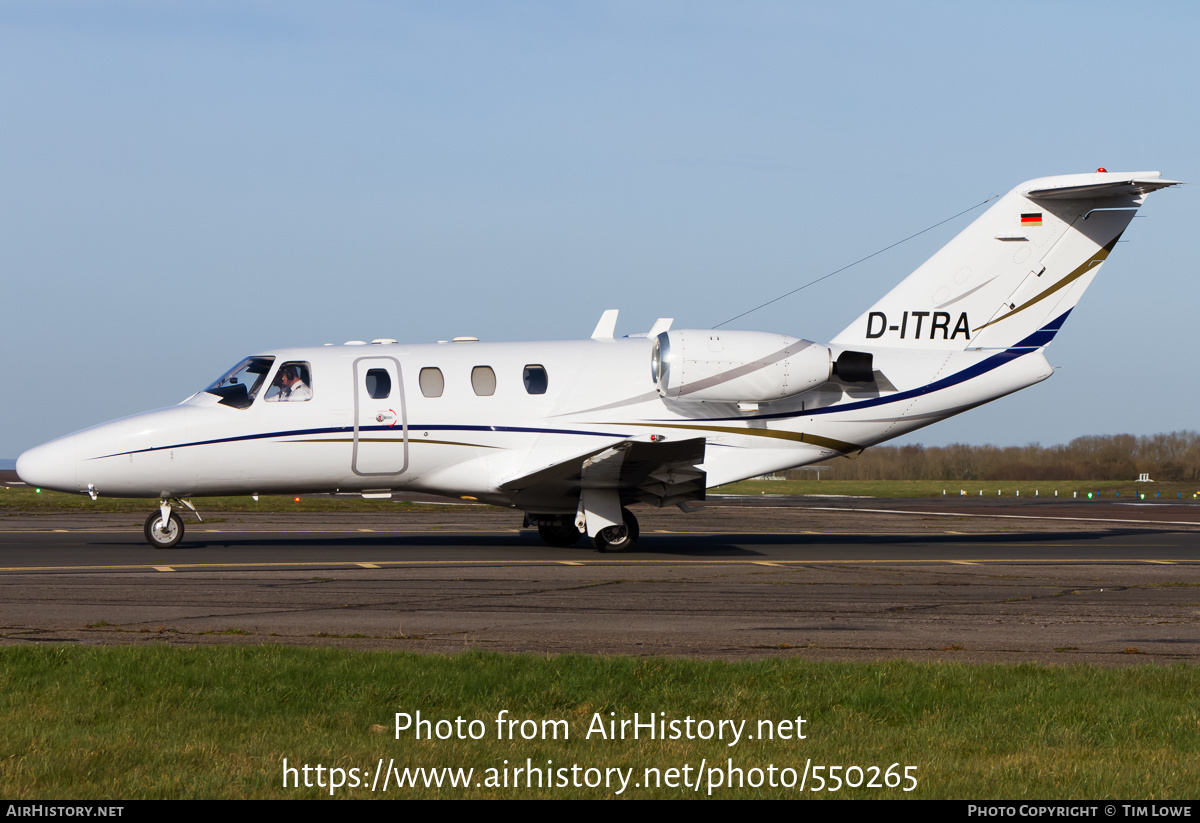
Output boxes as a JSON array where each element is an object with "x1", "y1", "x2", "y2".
[{"x1": 1021, "y1": 213, "x2": 1043, "y2": 227}]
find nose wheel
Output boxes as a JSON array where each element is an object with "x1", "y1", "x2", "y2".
[{"x1": 144, "y1": 510, "x2": 184, "y2": 549}]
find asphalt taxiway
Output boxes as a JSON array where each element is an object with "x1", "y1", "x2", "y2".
[{"x1": 1, "y1": 497, "x2": 1197, "y2": 665}]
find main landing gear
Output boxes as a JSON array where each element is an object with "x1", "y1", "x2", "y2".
[
  {"x1": 535, "y1": 517, "x2": 584, "y2": 548},
  {"x1": 529, "y1": 507, "x2": 640, "y2": 552},
  {"x1": 143, "y1": 498, "x2": 201, "y2": 549},
  {"x1": 590, "y1": 507, "x2": 639, "y2": 552}
]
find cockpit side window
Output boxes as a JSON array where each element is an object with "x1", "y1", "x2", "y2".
[
  {"x1": 264, "y1": 361, "x2": 313, "y2": 402},
  {"x1": 204, "y1": 357, "x2": 276, "y2": 410}
]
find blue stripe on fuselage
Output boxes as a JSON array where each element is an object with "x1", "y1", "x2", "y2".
[{"x1": 90, "y1": 424, "x2": 633, "y2": 460}]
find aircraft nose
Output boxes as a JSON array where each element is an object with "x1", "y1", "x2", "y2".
[{"x1": 15, "y1": 436, "x2": 79, "y2": 493}]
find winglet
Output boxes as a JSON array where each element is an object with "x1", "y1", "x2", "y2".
[{"x1": 591, "y1": 309, "x2": 619, "y2": 340}]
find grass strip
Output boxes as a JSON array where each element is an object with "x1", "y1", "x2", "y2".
[
  {"x1": 0, "y1": 488, "x2": 473, "y2": 514},
  {"x1": 5, "y1": 480, "x2": 1199, "y2": 514},
  {"x1": 720, "y1": 478, "x2": 1200, "y2": 500},
  {"x1": 1, "y1": 646, "x2": 1196, "y2": 799}
]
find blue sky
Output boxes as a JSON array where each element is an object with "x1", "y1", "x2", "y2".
[{"x1": 3, "y1": 1, "x2": 1196, "y2": 459}]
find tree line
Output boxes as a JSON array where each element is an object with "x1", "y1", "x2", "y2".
[{"x1": 790, "y1": 432, "x2": 1200, "y2": 482}]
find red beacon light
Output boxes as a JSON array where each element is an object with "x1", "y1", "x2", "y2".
[{"x1": 1096, "y1": 167, "x2": 1108, "y2": 173}]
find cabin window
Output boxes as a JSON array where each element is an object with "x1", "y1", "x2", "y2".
[
  {"x1": 203, "y1": 356, "x2": 275, "y2": 410},
  {"x1": 523, "y1": 365, "x2": 548, "y2": 395},
  {"x1": 419, "y1": 367, "x2": 444, "y2": 398},
  {"x1": 365, "y1": 368, "x2": 391, "y2": 399},
  {"x1": 471, "y1": 366, "x2": 496, "y2": 396},
  {"x1": 264, "y1": 361, "x2": 313, "y2": 402}
]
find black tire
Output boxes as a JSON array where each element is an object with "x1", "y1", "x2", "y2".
[
  {"x1": 144, "y1": 510, "x2": 184, "y2": 549},
  {"x1": 537, "y1": 518, "x2": 583, "y2": 548},
  {"x1": 592, "y1": 507, "x2": 639, "y2": 553}
]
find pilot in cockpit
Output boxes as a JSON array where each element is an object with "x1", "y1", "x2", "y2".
[{"x1": 267, "y1": 363, "x2": 312, "y2": 402}]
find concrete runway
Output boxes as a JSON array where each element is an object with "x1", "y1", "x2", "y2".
[{"x1": 1, "y1": 497, "x2": 1197, "y2": 665}]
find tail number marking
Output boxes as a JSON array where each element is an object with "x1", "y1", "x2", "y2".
[{"x1": 866, "y1": 311, "x2": 970, "y2": 340}]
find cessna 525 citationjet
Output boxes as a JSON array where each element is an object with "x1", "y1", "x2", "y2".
[{"x1": 16, "y1": 170, "x2": 1180, "y2": 550}]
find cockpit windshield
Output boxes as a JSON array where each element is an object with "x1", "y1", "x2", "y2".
[{"x1": 203, "y1": 356, "x2": 276, "y2": 409}]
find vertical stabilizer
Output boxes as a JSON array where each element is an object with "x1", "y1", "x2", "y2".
[{"x1": 832, "y1": 171, "x2": 1180, "y2": 352}]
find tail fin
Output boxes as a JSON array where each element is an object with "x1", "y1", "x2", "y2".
[{"x1": 832, "y1": 171, "x2": 1180, "y2": 352}]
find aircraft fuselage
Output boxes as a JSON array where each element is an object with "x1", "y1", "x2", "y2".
[{"x1": 16, "y1": 170, "x2": 1180, "y2": 549}]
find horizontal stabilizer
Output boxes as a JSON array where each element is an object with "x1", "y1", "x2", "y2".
[{"x1": 1026, "y1": 176, "x2": 1182, "y2": 201}]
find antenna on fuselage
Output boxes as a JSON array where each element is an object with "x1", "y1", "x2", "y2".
[
  {"x1": 591, "y1": 309, "x2": 619, "y2": 340},
  {"x1": 711, "y1": 194, "x2": 998, "y2": 329}
]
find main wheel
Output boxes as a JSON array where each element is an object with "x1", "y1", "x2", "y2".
[
  {"x1": 144, "y1": 510, "x2": 184, "y2": 549},
  {"x1": 591, "y1": 507, "x2": 640, "y2": 553},
  {"x1": 537, "y1": 518, "x2": 584, "y2": 548}
]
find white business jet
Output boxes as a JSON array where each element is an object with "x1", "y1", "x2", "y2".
[{"x1": 16, "y1": 170, "x2": 1180, "y2": 550}]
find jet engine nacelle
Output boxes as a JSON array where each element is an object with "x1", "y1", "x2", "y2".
[{"x1": 651, "y1": 329, "x2": 832, "y2": 402}]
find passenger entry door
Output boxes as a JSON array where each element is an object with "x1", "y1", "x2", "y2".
[{"x1": 352, "y1": 356, "x2": 408, "y2": 476}]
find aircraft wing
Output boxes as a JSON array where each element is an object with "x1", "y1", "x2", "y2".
[{"x1": 498, "y1": 437, "x2": 707, "y2": 511}]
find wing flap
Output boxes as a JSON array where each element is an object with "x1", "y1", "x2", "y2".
[{"x1": 498, "y1": 437, "x2": 706, "y2": 510}]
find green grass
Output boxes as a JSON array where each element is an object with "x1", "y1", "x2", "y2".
[
  {"x1": 0, "y1": 487, "x2": 476, "y2": 513},
  {"x1": 6, "y1": 480, "x2": 1198, "y2": 515},
  {"x1": 1, "y1": 646, "x2": 1196, "y2": 799},
  {"x1": 718, "y1": 478, "x2": 1200, "y2": 500}
]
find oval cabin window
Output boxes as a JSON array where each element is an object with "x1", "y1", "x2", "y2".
[
  {"x1": 419, "y1": 367, "x2": 444, "y2": 398},
  {"x1": 471, "y1": 366, "x2": 496, "y2": 397}
]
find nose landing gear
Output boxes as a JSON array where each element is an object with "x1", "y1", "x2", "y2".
[
  {"x1": 142, "y1": 498, "x2": 201, "y2": 548},
  {"x1": 144, "y1": 509, "x2": 184, "y2": 549}
]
